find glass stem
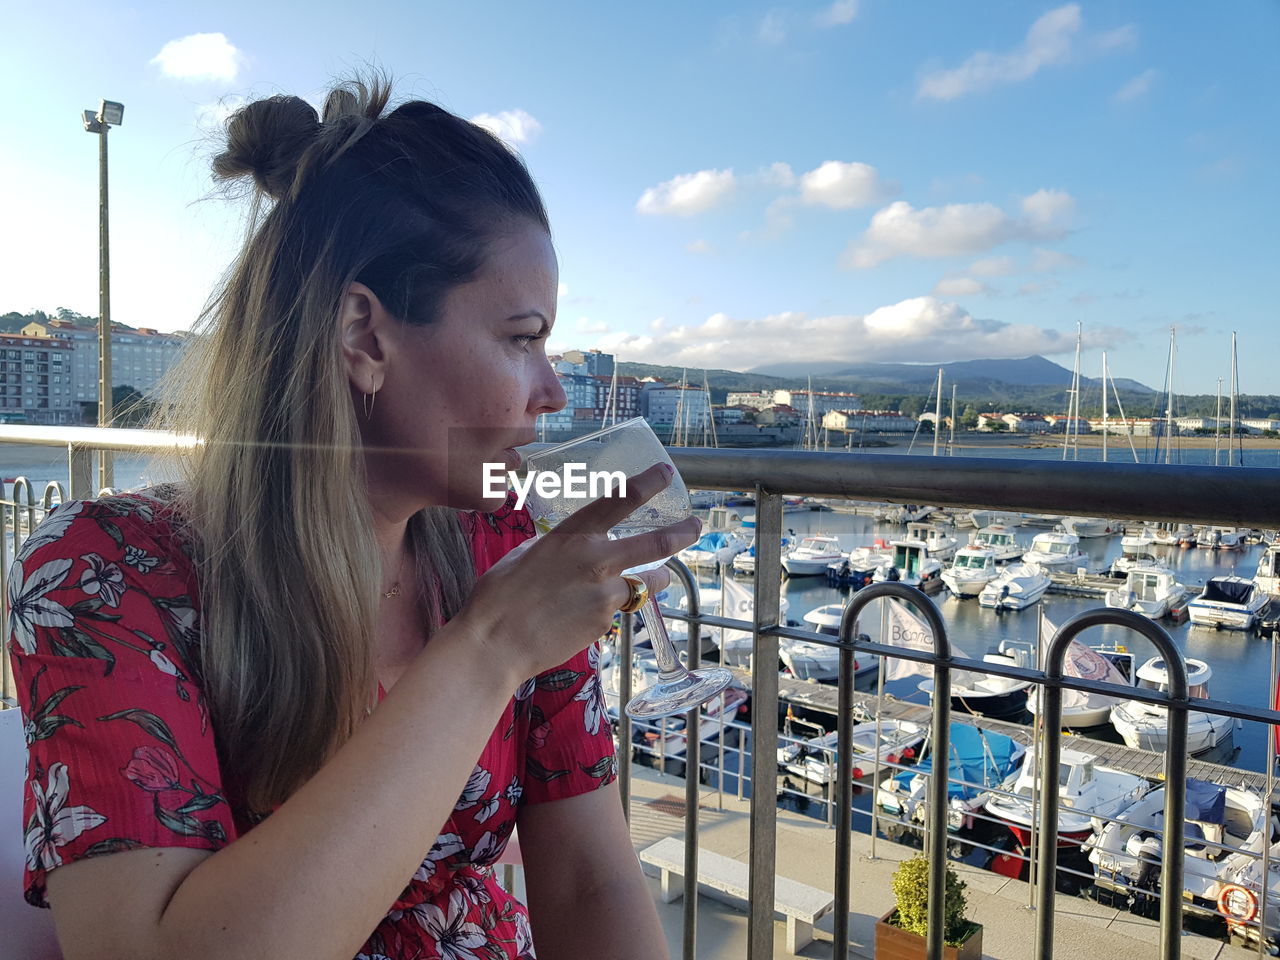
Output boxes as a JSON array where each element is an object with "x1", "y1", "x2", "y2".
[{"x1": 639, "y1": 597, "x2": 687, "y2": 681}]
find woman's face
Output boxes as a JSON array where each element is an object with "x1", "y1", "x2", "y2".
[{"x1": 365, "y1": 222, "x2": 566, "y2": 513}]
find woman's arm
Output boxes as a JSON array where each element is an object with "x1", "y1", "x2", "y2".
[{"x1": 518, "y1": 782, "x2": 671, "y2": 960}]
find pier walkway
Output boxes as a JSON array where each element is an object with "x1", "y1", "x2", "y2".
[{"x1": 624, "y1": 765, "x2": 1233, "y2": 960}]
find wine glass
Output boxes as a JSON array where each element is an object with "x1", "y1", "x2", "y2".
[{"x1": 520, "y1": 417, "x2": 735, "y2": 719}]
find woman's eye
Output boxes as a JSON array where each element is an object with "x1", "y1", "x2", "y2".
[{"x1": 513, "y1": 334, "x2": 542, "y2": 347}]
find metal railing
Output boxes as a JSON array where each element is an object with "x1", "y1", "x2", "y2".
[{"x1": 4, "y1": 429, "x2": 1280, "y2": 960}]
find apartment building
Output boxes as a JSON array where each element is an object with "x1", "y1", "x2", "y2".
[
  {"x1": 0, "y1": 334, "x2": 77, "y2": 424},
  {"x1": 20, "y1": 320, "x2": 188, "y2": 401}
]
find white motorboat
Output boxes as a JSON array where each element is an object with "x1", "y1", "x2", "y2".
[
  {"x1": 1087, "y1": 779, "x2": 1277, "y2": 911},
  {"x1": 1187, "y1": 576, "x2": 1268, "y2": 630},
  {"x1": 1025, "y1": 644, "x2": 1136, "y2": 729},
  {"x1": 731, "y1": 529, "x2": 797, "y2": 576},
  {"x1": 778, "y1": 719, "x2": 925, "y2": 785},
  {"x1": 941, "y1": 547, "x2": 1000, "y2": 598},
  {"x1": 872, "y1": 539, "x2": 945, "y2": 593},
  {"x1": 1256, "y1": 540, "x2": 1280, "y2": 598},
  {"x1": 905, "y1": 521, "x2": 959, "y2": 561},
  {"x1": 1110, "y1": 532, "x2": 1161, "y2": 577},
  {"x1": 1149, "y1": 524, "x2": 1185, "y2": 547},
  {"x1": 969, "y1": 524, "x2": 1023, "y2": 562},
  {"x1": 983, "y1": 746, "x2": 1152, "y2": 850},
  {"x1": 782, "y1": 535, "x2": 847, "y2": 576},
  {"x1": 676, "y1": 529, "x2": 749, "y2": 569},
  {"x1": 1104, "y1": 566, "x2": 1188, "y2": 619},
  {"x1": 918, "y1": 642, "x2": 1036, "y2": 722},
  {"x1": 1059, "y1": 516, "x2": 1119, "y2": 538},
  {"x1": 793, "y1": 604, "x2": 880, "y2": 688},
  {"x1": 1022, "y1": 531, "x2": 1087, "y2": 571},
  {"x1": 1109, "y1": 656, "x2": 1237, "y2": 756},
  {"x1": 880, "y1": 504, "x2": 935, "y2": 524},
  {"x1": 978, "y1": 562, "x2": 1051, "y2": 610}
]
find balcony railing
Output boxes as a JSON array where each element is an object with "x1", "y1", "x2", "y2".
[{"x1": 3, "y1": 427, "x2": 1280, "y2": 960}]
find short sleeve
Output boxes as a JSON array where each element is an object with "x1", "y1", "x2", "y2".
[
  {"x1": 6, "y1": 498, "x2": 233, "y2": 908},
  {"x1": 520, "y1": 641, "x2": 617, "y2": 805}
]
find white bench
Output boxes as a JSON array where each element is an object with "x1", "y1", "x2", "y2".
[{"x1": 638, "y1": 836, "x2": 833, "y2": 955}]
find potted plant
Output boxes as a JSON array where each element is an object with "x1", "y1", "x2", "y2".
[{"x1": 874, "y1": 854, "x2": 983, "y2": 960}]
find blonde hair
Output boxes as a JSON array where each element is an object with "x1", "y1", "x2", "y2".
[{"x1": 153, "y1": 74, "x2": 549, "y2": 810}]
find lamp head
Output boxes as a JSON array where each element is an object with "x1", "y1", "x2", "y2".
[
  {"x1": 98, "y1": 100, "x2": 125, "y2": 126},
  {"x1": 82, "y1": 109, "x2": 103, "y2": 133}
]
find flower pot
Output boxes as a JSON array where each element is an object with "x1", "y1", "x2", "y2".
[{"x1": 874, "y1": 908, "x2": 983, "y2": 960}]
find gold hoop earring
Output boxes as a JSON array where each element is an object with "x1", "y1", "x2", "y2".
[{"x1": 363, "y1": 390, "x2": 377, "y2": 420}]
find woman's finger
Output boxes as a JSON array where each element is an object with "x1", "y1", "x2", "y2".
[{"x1": 603, "y1": 515, "x2": 701, "y2": 574}]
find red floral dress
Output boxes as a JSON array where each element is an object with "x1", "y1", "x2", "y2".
[{"x1": 7, "y1": 490, "x2": 616, "y2": 960}]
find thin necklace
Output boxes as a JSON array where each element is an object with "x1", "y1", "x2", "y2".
[{"x1": 383, "y1": 551, "x2": 408, "y2": 600}]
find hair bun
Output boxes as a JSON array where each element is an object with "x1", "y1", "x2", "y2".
[{"x1": 213, "y1": 95, "x2": 320, "y2": 200}]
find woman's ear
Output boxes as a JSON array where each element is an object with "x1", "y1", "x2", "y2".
[{"x1": 340, "y1": 281, "x2": 389, "y2": 395}]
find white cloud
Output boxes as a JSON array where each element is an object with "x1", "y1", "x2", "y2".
[
  {"x1": 845, "y1": 190, "x2": 1074, "y2": 268},
  {"x1": 151, "y1": 33, "x2": 243, "y2": 83},
  {"x1": 1113, "y1": 69, "x2": 1158, "y2": 104},
  {"x1": 636, "y1": 169, "x2": 736, "y2": 216},
  {"x1": 557, "y1": 282, "x2": 569, "y2": 299},
  {"x1": 575, "y1": 316, "x2": 610, "y2": 334},
  {"x1": 470, "y1": 109, "x2": 543, "y2": 146},
  {"x1": 686, "y1": 239, "x2": 715, "y2": 255},
  {"x1": 799, "y1": 161, "x2": 896, "y2": 209},
  {"x1": 758, "y1": 10, "x2": 787, "y2": 44},
  {"x1": 968, "y1": 256, "x2": 1017, "y2": 277},
  {"x1": 582, "y1": 296, "x2": 1124, "y2": 367},
  {"x1": 917, "y1": 4, "x2": 1081, "y2": 101},
  {"x1": 932, "y1": 276, "x2": 989, "y2": 297},
  {"x1": 815, "y1": 0, "x2": 858, "y2": 28},
  {"x1": 1094, "y1": 25, "x2": 1138, "y2": 52},
  {"x1": 758, "y1": 162, "x2": 796, "y2": 188}
]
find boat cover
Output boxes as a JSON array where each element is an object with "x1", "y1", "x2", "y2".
[
  {"x1": 894, "y1": 723, "x2": 1021, "y2": 801},
  {"x1": 1183, "y1": 778, "x2": 1227, "y2": 823},
  {"x1": 690, "y1": 531, "x2": 737, "y2": 552},
  {"x1": 1200, "y1": 578, "x2": 1256, "y2": 605}
]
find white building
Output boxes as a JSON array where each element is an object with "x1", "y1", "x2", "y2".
[
  {"x1": 644, "y1": 383, "x2": 712, "y2": 437},
  {"x1": 822, "y1": 410, "x2": 916, "y2": 432},
  {"x1": 21, "y1": 321, "x2": 188, "y2": 402}
]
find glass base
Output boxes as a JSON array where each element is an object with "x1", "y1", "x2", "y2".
[{"x1": 624, "y1": 666, "x2": 736, "y2": 721}]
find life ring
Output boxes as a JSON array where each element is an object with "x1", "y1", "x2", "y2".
[{"x1": 1217, "y1": 883, "x2": 1258, "y2": 924}]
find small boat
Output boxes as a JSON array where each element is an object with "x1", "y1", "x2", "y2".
[
  {"x1": 1104, "y1": 566, "x2": 1188, "y2": 619},
  {"x1": 1021, "y1": 531, "x2": 1087, "y2": 571},
  {"x1": 983, "y1": 745, "x2": 1152, "y2": 851},
  {"x1": 918, "y1": 641, "x2": 1035, "y2": 721},
  {"x1": 632, "y1": 684, "x2": 750, "y2": 759},
  {"x1": 905, "y1": 521, "x2": 959, "y2": 561},
  {"x1": 977, "y1": 562, "x2": 1051, "y2": 610},
  {"x1": 777, "y1": 716, "x2": 925, "y2": 785},
  {"x1": 792, "y1": 604, "x2": 880, "y2": 688},
  {"x1": 781, "y1": 535, "x2": 847, "y2": 576},
  {"x1": 1087, "y1": 779, "x2": 1276, "y2": 911},
  {"x1": 969, "y1": 524, "x2": 1023, "y2": 562},
  {"x1": 966, "y1": 509, "x2": 1022, "y2": 529},
  {"x1": 1109, "y1": 656, "x2": 1237, "y2": 756},
  {"x1": 880, "y1": 504, "x2": 935, "y2": 524},
  {"x1": 941, "y1": 547, "x2": 1000, "y2": 598},
  {"x1": 1177, "y1": 524, "x2": 1199, "y2": 548},
  {"x1": 826, "y1": 540, "x2": 893, "y2": 587},
  {"x1": 1187, "y1": 576, "x2": 1268, "y2": 630},
  {"x1": 1256, "y1": 539, "x2": 1280, "y2": 598},
  {"x1": 731, "y1": 526, "x2": 796, "y2": 576},
  {"x1": 875, "y1": 722, "x2": 1026, "y2": 835},
  {"x1": 1059, "y1": 516, "x2": 1119, "y2": 539},
  {"x1": 1025, "y1": 644, "x2": 1136, "y2": 729},
  {"x1": 676, "y1": 529, "x2": 749, "y2": 569},
  {"x1": 871, "y1": 539, "x2": 945, "y2": 593},
  {"x1": 1149, "y1": 524, "x2": 1183, "y2": 547},
  {"x1": 1109, "y1": 531, "x2": 1161, "y2": 577}
]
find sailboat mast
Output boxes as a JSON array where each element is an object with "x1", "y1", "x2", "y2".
[
  {"x1": 1229, "y1": 331, "x2": 1239, "y2": 467},
  {"x1": 932, "y1": 368, "x2": 943, "y2": 456},
  {"x1": 1101, "y1": 352, "x2": 1109, "y2": 463},
  {"x1": 1214, "y1": 377, "x2": 1223, "y2": 467},
  {"x1": 1064, "y1": 322, "x2": 1082, "y2": 461},
  {"x1": 948, "y1": 383, "x2": 957, "y2": 456},
  {"x1": 1164, "y1": 327, "x2": 1176, "y2": 465}
]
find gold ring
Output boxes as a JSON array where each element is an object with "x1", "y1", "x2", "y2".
[{"x1": 618, "y1": 574, "x2": 649, "y2": 614}]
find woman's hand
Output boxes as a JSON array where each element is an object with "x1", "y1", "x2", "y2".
[{"x1": 457, "y1": 462, "x2": 701, "y2": 681}]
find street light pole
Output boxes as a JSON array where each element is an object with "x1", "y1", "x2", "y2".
[{"x1": 83, "y1": 99, "x2": 123, "y2": 491}]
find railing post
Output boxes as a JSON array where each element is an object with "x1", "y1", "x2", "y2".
[
  {"x1": 618, "y1": 612, "x2": 634, "y2": 822},
  {"x1": 678, "y1": 559, "x2": 703, "y2": 960},
  {"x1": 838, "y1": 583, "x2": 952, "y2": 960},
  {"x1": 1035, "y1": 609, "x2": 1188, "y2": 960},
  {"x1": 747, "y1": 488, "x2": 782, "y2": 960},
  {"x1": 67, "y1": 443, "x2": 93, "y2": 500}
]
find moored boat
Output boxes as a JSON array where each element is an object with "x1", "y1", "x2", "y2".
[
  {"x1": 941, "y1": 547, "x2": 1000, "y2": 598},
  {"x1": 1104, "y1": 565, "x2": 1188, "y2": 619},
  {"x1": 1187, "y1": 576, "x2": 1268, "y2": 630},
  {"x1": 781, "y1": 535, "x2": 847, "y2": 576},
  {"x1": 970, "y1": 524, "x2": 1023, "y2": 562},
  {"x1": 1021, "y1": 531, "x2": 1087, "y2": 571},
  {"x1": 1109, "y1": 656, "x2": 1237, "y2": 756},
  {"x1": 977, "y1": 562, "x2": 1051, "y2": 610}
]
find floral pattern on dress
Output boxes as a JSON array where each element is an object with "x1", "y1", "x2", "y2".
[{"x1": 7, "y1": 490, "x2": 615, "y2": 959}]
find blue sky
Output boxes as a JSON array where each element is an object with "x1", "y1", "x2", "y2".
[{"x1": 1, "y1": 1, "x2": 1275, "y2": 394}]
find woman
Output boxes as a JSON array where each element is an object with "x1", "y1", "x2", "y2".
[{"x1": 8, "y1": 76, "x2": 696, "y2": 960}]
